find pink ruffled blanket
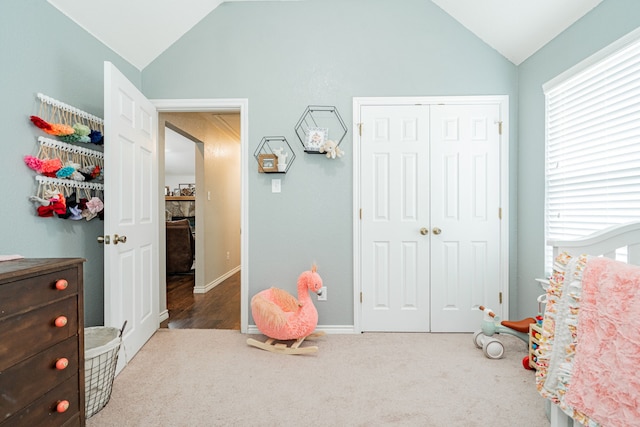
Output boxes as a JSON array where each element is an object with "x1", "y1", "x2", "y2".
[{"x1": 565, "y1": 257, "x2": 640, "y2": 427}]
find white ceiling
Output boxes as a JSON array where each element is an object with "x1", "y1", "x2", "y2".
[
  {"x1": 165, "y1": 113, "x2": 241, "y2": 176},
  {"x1": 47, "y1": 0, "x2": 603, "y2": 69},
  {"x1": 431, "y1": 0, "x2": 603, "y2": 65},
  {"x1": 165, "y1": 127, "x2": 197, "y2": 177},
  {"x1": 46, "y1": 0, "x2": 301, "y2": 70}
]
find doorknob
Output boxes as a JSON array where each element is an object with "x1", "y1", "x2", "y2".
[
  {"x1": 420, "y1": 227, "x2": 429, "y2": 235},
  {"x1": 97, "y1": 235, "x2": 110, "y2": 244},
  {"x1": 113, "y1": 234, "x2": 127, "y2": 244},
  {"x1": 432, "y1": 227, "x2": 442, "y2": 235}
]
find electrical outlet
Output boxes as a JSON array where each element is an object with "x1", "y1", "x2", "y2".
[{"x1": 317, "y1": 286, "x2": 327, "y2": 301}]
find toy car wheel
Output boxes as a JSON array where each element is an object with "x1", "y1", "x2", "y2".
[
  {"x1": 473, "y1": 330, "x2": 485, "y2": 349},
  {"x1": 482, "y1": 338, "x2": 504, "y2": 359}
]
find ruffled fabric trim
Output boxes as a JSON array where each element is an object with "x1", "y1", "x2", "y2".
[{"x1": 536, "y1": 252, "x2": 601, "y2": 427}]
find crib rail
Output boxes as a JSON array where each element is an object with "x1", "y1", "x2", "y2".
[{"x1": 548, "y1": 222, "x2": 640, "y2": 265}]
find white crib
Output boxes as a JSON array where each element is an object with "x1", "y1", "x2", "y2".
[{"x1": 544, "y1": 221, "x2": 640, "y2": 427}]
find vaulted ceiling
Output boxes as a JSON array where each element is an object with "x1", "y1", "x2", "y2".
[{"x1": 47, "y1": 0, "x2": 603, "y2": 70}]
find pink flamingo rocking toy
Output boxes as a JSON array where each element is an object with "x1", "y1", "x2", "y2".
[{"x1": 247, "y1": 265, "x2": 325, "y2": 354}]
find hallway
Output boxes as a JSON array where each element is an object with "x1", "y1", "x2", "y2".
[{"x1": 161, "y1": 271, "x2": 240, "y2": 329}]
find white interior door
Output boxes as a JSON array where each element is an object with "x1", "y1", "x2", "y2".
[
  {"x1": 104, "y1": 61, "x2": 159, "y2": 371},
  {"x1": 358, "y1": 99, "x2": 504, "y2": 333},
  {"x1": 360, "y1": 105, "x2": 431, "y2": 332},
  {"x1": 429, "y1": 104, "x2": 501, "y2": 332}
]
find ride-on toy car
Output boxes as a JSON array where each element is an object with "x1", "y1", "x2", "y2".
[{"x1": 473, "y1": 306, "x2": 535, "y2": 360}]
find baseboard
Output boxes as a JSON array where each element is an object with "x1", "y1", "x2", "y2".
[
  {"x1": 246, "y1": 324, "x2": 357, "y2": 335},
  {"x1": 159, "y1": 309, "x2": 169, "y2": 323},
  {"x1": 193, "y1": 265, "x2": 240, "y2": 294}
]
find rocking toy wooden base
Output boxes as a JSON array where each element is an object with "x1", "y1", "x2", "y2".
[{"x1": 247, "y1": 331, "x2": 325, "y2": 355}]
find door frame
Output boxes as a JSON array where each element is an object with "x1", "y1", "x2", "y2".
[
  {"x1": 352, "y1": 96, "x2": 510, "y2": 332},
  {"x1": 152, "y1": 98, "x2": 250, "y2": 333}
]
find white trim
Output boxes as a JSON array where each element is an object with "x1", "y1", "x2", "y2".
[
  {"x1": 352, "y1": 98, "x2": 362, "y2": 333},
  {"x1": 498, "y1": 97, "x2": 510, "y2": 325},
  {"x1": 543, "y1": 26, "x2": 640, "y2": 94},
  {"x1": 247, "y1": 325, "x2": 358, "y2": 335},
  {"x1": 195, "y1": 265, "x2": 241, "y2": 294},
  {"x1": 352, "y1": 95, "x2": 510, "y2": 331},
  {"x1": 152, "y1": 98, "x2": 250, "y2": 333}
]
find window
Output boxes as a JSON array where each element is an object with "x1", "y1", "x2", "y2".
[{"x1": 544, "y1": 29, "x2": 640, "y2": 272}]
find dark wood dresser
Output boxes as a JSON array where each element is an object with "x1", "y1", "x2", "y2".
[{"x1": 0, "y1": 258, "x2": 85, "y2": 426}]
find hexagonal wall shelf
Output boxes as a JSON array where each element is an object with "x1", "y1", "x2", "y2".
[
  {"x1": 294, "y1": 105, "x2": 347, "y2": 153},
  {"x1": 254, "y1": 136, "x2": 295, "y2": 173}
]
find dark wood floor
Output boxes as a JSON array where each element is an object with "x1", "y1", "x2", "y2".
[{"x1": 161, "y1": 270, "x2": 240, "y2": 329}]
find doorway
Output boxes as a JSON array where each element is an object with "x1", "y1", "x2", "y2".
[
  {"x1": 153, "y1": 99, "x2": 249, "y2": 333},
  {"x1": 353, "y1": 96, "x2": 510, "y2": 333},
  {"x1": 162, "y1": 117, "x2": 240, "y2": 329}
]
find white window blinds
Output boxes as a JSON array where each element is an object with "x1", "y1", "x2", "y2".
[{"x1": 544, "y1": 30, "x2": 640, "y2": 271}]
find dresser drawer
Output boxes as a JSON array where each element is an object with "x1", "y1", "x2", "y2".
[
  {"x1": 0, "y1": 336, "x2": 79, "y2": 419},
  {"x1": 0, "y1": 268, "x2": 78, "y2": 318},
  {"x1": 0, "y1": 297, "x2": 78, "y2": 371},
  {"x1": 1, "y1": 374, "x2": 81, "y2": 427}
]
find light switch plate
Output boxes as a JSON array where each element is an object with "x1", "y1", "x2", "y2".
[{"x1": 272, "y1": 179, "x2": 281, "y2": 193}]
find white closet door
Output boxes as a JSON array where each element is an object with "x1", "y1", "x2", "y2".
[
  {"x1": 359, "y1": 101, "x2": 503, "y2": 333},
  {"x1": 429, "y1": 103, "x2": 501, "y2": 332},
  {"x1": 360, "y1": 105, "x2": 431, "y2": 332}
]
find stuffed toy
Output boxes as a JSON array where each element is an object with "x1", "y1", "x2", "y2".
[
  {"x1": 319, "y1": 140, "x2": 344, "y2": 159},
  {"x1": 247, "y1": 265, "x2": 325, "y2": 354}
]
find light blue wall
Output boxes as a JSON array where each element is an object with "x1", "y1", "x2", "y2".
[
  {"x1": 5, "y1": 0, "x2": 634, "y2": 328},
  {"x1": 142, "y1": 0, "x2": 518, "y2": 325},
  {"x1": 0, "y1": 1, "x2": 140, "y2": 326},
  {"x1": 516, "y1": 0, "x2": 640, "y2": 318}
]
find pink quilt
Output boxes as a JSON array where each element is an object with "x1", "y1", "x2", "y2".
[{"x1": 565, "y1": 257, "x2": 640, "y2": 427}]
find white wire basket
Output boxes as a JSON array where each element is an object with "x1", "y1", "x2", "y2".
[{"x1": 84, "y1": 322, "x2": 125, "y2": 418}]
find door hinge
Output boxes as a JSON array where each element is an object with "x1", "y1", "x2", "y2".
[
  {"x1": 498, "y1": 121, "x2": 503, "y2": 135},
  {"x1": 499, "y1": 292, "x2": 503, "y2": 304},
  {"x1": 360, "y1": 292, "x2": 363, "y2": 303},
  {"x1": 360, "y1": 208, "x2": 362, "y2": 220},
  {"x1": 358, "y1": 123, "x2": 362, "y2": 137},
  {"x1": 498, "y1": 207, "x2": 502, "y2": 219}
]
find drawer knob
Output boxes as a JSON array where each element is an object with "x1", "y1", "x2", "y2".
[
  {"x1": 54, "y1": 316, "x2": 68, "y2": 328},
  {"x1": 55, "y1": 357, "x2": 69, "y2": 370},
  {"x1": 56, "y1": 400, "x2": 70, "y2": 413},
  {"x1": 55, "y1": 279, "x2": 69, "y2": 290}
]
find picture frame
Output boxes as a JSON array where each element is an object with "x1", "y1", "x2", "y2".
[
  {"x1": 179, "y1": 183, "x2": 196, "y2": 196},
  {"x1": 305, "y1": 127, "x2": 328, "y2": 151},
  {"x1": 258, "y1": 154, "x2": 278, "y2": 173}
]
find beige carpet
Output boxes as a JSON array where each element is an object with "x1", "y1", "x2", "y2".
[{"x1": 87, "y1": 330, "x2": 550, "y2": 427}]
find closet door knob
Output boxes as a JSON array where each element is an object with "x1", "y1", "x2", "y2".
[
  {"x1": 432, "y1": 227, "x2": 442, "y2": 235},
  {"x1": 55, "y1": 279, "x2": 68, "y2": 290},
  {"x1": 97, "y1": 235, "x2": 110, "y2": 244},
  {"x1": 420, "y1": 227, "x2": 429, "y2": 235}
]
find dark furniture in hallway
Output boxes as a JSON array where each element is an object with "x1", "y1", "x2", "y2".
[{"x1": 166, "y1": 219, "x2": 195, "y2": 274}]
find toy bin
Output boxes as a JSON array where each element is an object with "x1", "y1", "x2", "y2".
[{"x1": 84, "y1": 324, "x2": 124, "y2": 418}]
